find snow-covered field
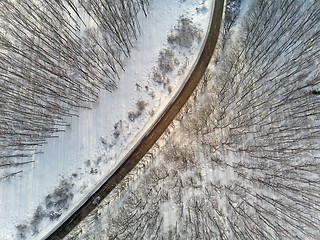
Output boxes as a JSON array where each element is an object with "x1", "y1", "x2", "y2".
[
  {"x1": 0, "y1": 0, "x2": 213, "y2": 239},
  {"x1": 65, "y1": 0, "x2": 320, "y2": 239}
]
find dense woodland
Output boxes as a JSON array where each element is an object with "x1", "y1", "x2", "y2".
[
  {"x1": 0, "y1": 0, "x2": 149, "y2": 163},
  {"x1": 65, "y1": 0, "x2": 320, "y2": 239}
]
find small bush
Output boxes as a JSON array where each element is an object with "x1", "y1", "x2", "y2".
[
  {"x1": 30, "y1": 206, "x2": 46, "y2": 234},
  {"x1": 16, "y1": 224, "x2": 28, "y2": 239},
  {"x1": 113, "y1": 129, "x2": 121, "y2": 138},
  {"x1": 85, "y1": 159, "x2": 91, "y2": 167},
  {"x1": 158, "y1": 48, "x2": 179, "y2": 73},
  {"x1": 113, "y1": 120, "x2": 123, "y2": 130},
  {"x1": 90, "y1": 168, "x2": 98, "y2": 174},
  {"x1": 167, "y1": 17, "x2": 202, "y2": 48},
  {"x1": 128, "y1": 100, "x2": 148, "y2": 121},
  {"x1": 45, "y1": 180, "x2": 74, "y2": 210},
  {"x1": 225, "y1": 0, "x2": 241, "y2": 30},
  {"x1": 128, "y1": 111, "x2": 141, "y2": 122},
  {"x1": 152, "y1": 67, "x2": 165, "y2": 84},
  {"x1": 196, "y1": 5, "x2": 208, "y2": 14},
  {"x1": 48, "y1": 210, "x2": 62, "y2": 221},
  {"x1": 136, "y1": 100, "x2": 148, "y2": 111},
  {"x1": 113, "y1": 120, "x2": 123, "y2": 139},
  {"x1": 15, "y1": 178, "x2": 75, "y2": 238}
]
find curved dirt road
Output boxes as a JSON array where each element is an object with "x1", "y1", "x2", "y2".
[{"x1": 47, "y1": 1, "x2": 225, "y2": 239}]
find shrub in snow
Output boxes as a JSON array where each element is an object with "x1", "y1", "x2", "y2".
[
  {"x1": 152, "y1": 67, "x2": 165, "y2": 84},
  {"x1": 196, "y1": 4, "x2": 208, "y2": 14},
  {"x1": 112, "y1": 120, "x2": 123, "y2": 139},
  {"x1": 16, "y1": 177, "x2": 75, "y2": 238},
  {"x1": 128, "y1": 111, "x2": 140, "y2": 122},
  {"x1": 45, "y1": 180, "x2": 74, "y2": 211},
  {"x1": 16, "y1": 224, "x2": 28, "y2": 239},
  {"x1": 30, "y1": 206, "x2": 46, "y2": 235},
  {"x1": 113, "y1": 129, "x2": 121, "y2": 139},
  {"x1": 167, "y1": 17, "x2": 202, "y2": 48},
  {"x1": 136, "y1": 100, "x2": 148, "y2": 112},
  {"x1": 151, "y1": 67, "x2": 170, "y2": 86},
  {"x1": 158, "y1": 48, "x2": 179, "y2": 73},
  {"x1": 90, "y1": 168, "x2": 98, "y2": 175},
  {"x1": 128, "y1": 100, "x2": 148, "y2": 121},
  {"x1": 48, "y1": 210, "x2": 63, "y2": 221},
  {"x1": 225, "y1": 0, "x2": 241, "y2": 31}
]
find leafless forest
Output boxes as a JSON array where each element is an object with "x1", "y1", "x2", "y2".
[
  {"x1": 0, "y1": 0, "x2": 149, "y2": 164},
  {"x1": 66, "y1": 0, "x2": 320, "y2": 239}
]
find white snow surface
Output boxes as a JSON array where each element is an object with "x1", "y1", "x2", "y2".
[
  {"x1": 64, "y1": 0, "x2": 320, "y2": 239},
  {"x1": 0, "y1": 0, "x2": 213, "y2": 239}
]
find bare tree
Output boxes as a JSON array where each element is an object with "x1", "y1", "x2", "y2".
[
  {"x1": 0, "y1": 0, "x2": 149, "y2": 164},
  {"x1": 64, "y1": 1, "x2": 320, "y2": 239}
]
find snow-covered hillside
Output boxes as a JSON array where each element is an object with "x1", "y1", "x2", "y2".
[
  {"x1": 65, "y1": 0, "x2": 320, "y2": 239},
  {"x1": 0, "y1": 0, "x2": 213, "y2": 239}
]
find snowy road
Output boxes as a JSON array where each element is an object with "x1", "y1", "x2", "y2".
[{"x1": 47, "y1": 0, "x2": 225, "y2": 239}]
